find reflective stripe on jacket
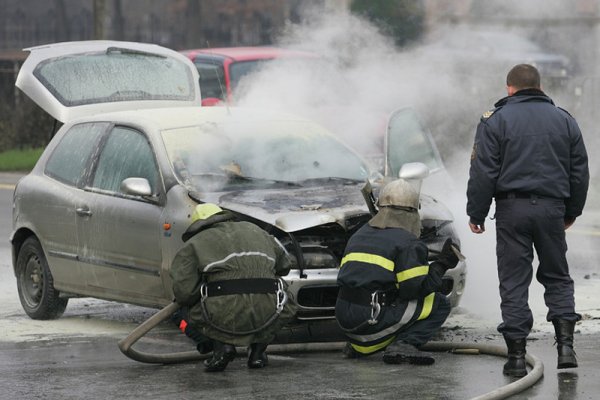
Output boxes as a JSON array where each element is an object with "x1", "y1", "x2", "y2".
[
  {"x1": 335, "y1": 224, "x2": 444, "y2": 354},
  {"x1": 337, "y1": 224, "x2": 430, "y2": 297},
  {"x1": 170, "y1": 219, "x2": 297, "y2": 346}
]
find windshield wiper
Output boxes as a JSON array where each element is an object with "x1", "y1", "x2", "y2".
[
  {"x1": 297, "y1": 177, "x2": 365, "y2": 186},
  {"x1": 227, "y1": 175, "x2": 301, "y2": 187},
  {"x1": 106, "y1": 47, "x2": 166, "y2": 58}
]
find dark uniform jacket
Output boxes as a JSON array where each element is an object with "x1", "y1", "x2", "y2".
[
  {"x1": 467, "y1": 89, "x2": 589, "y2": 224},
  {"x1": 335, "y1": 223, "x2": 446, "y2": 352},
  {"x1": 170, "y1": 214, "x2": 297, "y2": 346}
]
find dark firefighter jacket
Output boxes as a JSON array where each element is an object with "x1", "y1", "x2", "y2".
[
  {"x1": 170, "y1": 213, "x2": 297, "y2": 346},
  {"x1": 335, "y1": 223, "x2": 446, "y2": 353},
  {"x1": 467, "y1": 89, "x2": 589, "y2": 224}
]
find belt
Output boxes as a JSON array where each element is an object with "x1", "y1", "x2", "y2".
[
  {"x1": 495, "y1": 192, "x2": 541, "y2": 200},
  {"x1": 205, "y1": 278, "x2": 279, "y2": 297},
  {"x1": 338, "y1": 286, "x2": 398, "y2": 306}
]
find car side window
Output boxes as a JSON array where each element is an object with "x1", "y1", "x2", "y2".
[
  {"x1": 45, "y1": 123, "x2": 107, "y2": 186},
  {"x1": 92, "y1": 127, "x2": 158, "y2": 194},
  {"x1": 194, "y1": 60, "x2": 226, "y2": 100}
]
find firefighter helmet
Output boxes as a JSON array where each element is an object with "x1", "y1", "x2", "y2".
[
  {"x1": 191, "y1": 203, "x2": 223, "y2": 223},
  {"x1": 377, "y1": 179, "x2": 420, "y2": 210}
]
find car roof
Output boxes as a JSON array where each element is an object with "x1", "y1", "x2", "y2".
[
  {"x1": 81, "y1": 105, "x2": 331, "y2": 134},
  {"x1": 180, "y1": 46, "x2": 316, "y2": 62}
]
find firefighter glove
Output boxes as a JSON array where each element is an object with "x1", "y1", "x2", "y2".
[{"x1": 436, "y1": 238, "x2": 460, "y2": 271}]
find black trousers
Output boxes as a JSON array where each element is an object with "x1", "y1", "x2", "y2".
[
  {"x1": 495, "y1": 196, "x2": 579, "y2": 340},
  {"x1": 337, "y1": 292, "x2": 451, "y2": 354},
  {"x1": 394, "y1": 293, "x2": 451, "y2": 347}
]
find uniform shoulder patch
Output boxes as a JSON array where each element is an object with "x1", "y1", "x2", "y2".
[
  {"x1": 480, "y1": 106, "x2": 502, "y2": 122},
  {"x1": 482, "y1": 109, "x2": 495, "y2": 119}
]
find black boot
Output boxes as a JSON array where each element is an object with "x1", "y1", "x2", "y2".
[
  {"x1": 382, "y1": 341, "x2": 435, "y2": 365},
  {"x1": 552, "y1": 319, "x2": 578, "y2": 369},
  {"x1": 503, "y1": 337, "x2": 527, "y2": 377},
  {"x1": 204, "y1": 341, "x2": 237, "y2": 372},
  {"x1": 247, "y1": 343, "x2": 269, "y2": 369}
]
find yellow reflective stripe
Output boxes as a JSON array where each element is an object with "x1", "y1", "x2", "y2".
[
  {"x1": 340, "y1": 252, "x2": 395, "y2": 272},
  {"x1": 396, "y1": 265, "x2": 429, "y2": 283},
  {"x1": 417, "y1": 293, "x2": 435, "y2": 321},
  {"x1": 351, "y1": 335, "x2": 396, "y2": 354}
]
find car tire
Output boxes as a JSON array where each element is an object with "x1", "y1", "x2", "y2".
[{"x1": 16, "y1": 237, "x2": 68, "y2": 320}]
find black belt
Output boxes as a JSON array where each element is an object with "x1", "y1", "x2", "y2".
[
  {"x1": 205, "y1": 278, "x2": 279, "y2": 297},
  {"x1": 495, "y1": 192, "x2": 550, "y2": 200},
  {"x1": 338, "y1": 286, "x2": 398, "y2": 306}
]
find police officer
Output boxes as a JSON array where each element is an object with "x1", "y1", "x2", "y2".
[
  {"x1": 467, "y1": 64, "x2": 589, "y2": 377},
  {"x1": 170, "y1": 203, "x2": 297, "y2": 372},
  {"x1": 335, "y1": 179, "x2": 460, "y2": 364}
]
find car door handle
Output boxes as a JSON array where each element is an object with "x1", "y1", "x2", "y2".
[{"x1": 76, "y1": 207, "x2": 93, "y2": 217}]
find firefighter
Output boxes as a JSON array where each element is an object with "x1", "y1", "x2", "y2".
[
  {"x1": 467, "y1": 64, "x2": 589, "y2": 377},
  {"x1": 335, "y1": 179, "x2": 460, "y2": 364},
  {"x1": 170, "y1": 203, "x2": 297, "y2": 372}
]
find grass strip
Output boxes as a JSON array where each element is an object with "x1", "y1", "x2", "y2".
[{"x1": 0, "y1": 148, "x2": 43, "y2": 171}]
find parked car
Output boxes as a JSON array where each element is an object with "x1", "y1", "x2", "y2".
[
  {"x1": 12, "y1": 41, "x2": 466, "y2": 328},
  {"x1": 415, "y1": 28, "x2": 571, "y2": 93},
  {"x1": 180, "y1": 46, "x2": 317, "y2": 106}
]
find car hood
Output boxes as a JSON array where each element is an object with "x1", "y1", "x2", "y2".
[
  {"x1": 16, "y1": 41, "x2": 201, "y2": 123},
  {"x1": 193, "y1": 183, "x2": 453, "y2": 233}
]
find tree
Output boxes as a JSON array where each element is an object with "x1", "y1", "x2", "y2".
[
  {"x1": 93, "y1": 0, "x2": 106, "y2": 40},
  {"x1": 350, "y1": 0, "x2": 424, "y2": 47}
]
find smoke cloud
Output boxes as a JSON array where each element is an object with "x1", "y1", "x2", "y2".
[{"x1": 233, "y1": 3, "x2": 598, "y2": 321}]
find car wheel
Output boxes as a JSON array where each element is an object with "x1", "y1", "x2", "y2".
[{"x1": 16, "y1": 237, "x2": 68, "y2": 320}]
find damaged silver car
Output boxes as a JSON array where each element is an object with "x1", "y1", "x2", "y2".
[{"x1": 12, "y1": 41, "x2": 466, "y2": 328}]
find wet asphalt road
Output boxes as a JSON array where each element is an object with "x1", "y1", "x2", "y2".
[
  {"x1": 2, "y1": 318, "x2": 600, "y2": 400},
  {"x1": 1, "y1": 172, "x2": 600, "y2": 399}
]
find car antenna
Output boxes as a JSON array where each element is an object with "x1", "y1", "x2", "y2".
[{"x1": 205, "y1": 41, "x2": 230, "y2": 115}]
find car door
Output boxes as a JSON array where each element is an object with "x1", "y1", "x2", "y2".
[
  {"x1": 77, "y1": 125, "x2": 166, "y2": 304},
  {"x1": 384, "y1": 107, "x2": 444, "y2": 178},
  {"x1": 29, "y1": 122, "x2": 107, "y2": 292}
]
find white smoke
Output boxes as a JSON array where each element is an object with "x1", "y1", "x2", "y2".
[{"x1": 234, "y1": 5, "x2": 598, "y2": 322}]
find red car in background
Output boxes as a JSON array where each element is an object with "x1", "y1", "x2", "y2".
[{"x1": 180, "y1": 46, "x2": 315, "y2": 106}]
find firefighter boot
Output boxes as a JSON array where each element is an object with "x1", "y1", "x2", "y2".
[
  {"x1": 342, "y1": 342, "x2": 366, "y2": 359},
  {"x1": 552, "y1": 319, "x2": 578, "y2": 369},
  {"x1": 204, "y1": 341, "x2": 237, "y2": 372},
  {"x1": 503, "y1": 337, "x2": 527, "y2": 377},
  {"x1": 247, "y1": 343, "x2": 269, "y2": 369},
  {"x1": 382, "y1": 341, "x2": 435, "y2": 365}
]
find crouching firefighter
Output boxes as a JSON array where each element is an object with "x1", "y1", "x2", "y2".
[
  {"x1": 335, "y1": 179, "x2": 461, "y2": 365},
  {"x1": 170, "y1": 203, "x2": 297, "y2": 372}
]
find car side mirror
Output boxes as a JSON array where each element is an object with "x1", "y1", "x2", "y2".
[
  {"x1": 121, "y1": 177, "x2": 152, "y2": 197},
  {"x1": 399, "y1": 162, "x2": 429, "y2": 196},
  {"x1": 398, "y1": 162, "x2": 430, "y2": 180}
]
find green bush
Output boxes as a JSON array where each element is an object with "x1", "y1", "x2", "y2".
[
  {"x1": 351, "y1": 0, "x2": 424, "y2": 47},
  {"x1": 0, "y1": 147, "x2": 43, "y2": 171}
]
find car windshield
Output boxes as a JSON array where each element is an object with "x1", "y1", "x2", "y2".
[
  {"x1": 229, "y1": 60, "x2": 270, "y2": 93},
  {"x1": 161, "y1": 118, "x2": 369, "y2": 192},
  {"x1": 34, "y1": 47, "x2": 194, "y2": 106}
]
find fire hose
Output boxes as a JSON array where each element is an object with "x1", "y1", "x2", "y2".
[{"x1": 118, "y1": 302, "x2": 543, "y2": 400}]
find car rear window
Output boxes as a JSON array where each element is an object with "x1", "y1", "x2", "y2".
[{"x1": 34, "y1": 48, "x2": 195, "y2": 106}]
